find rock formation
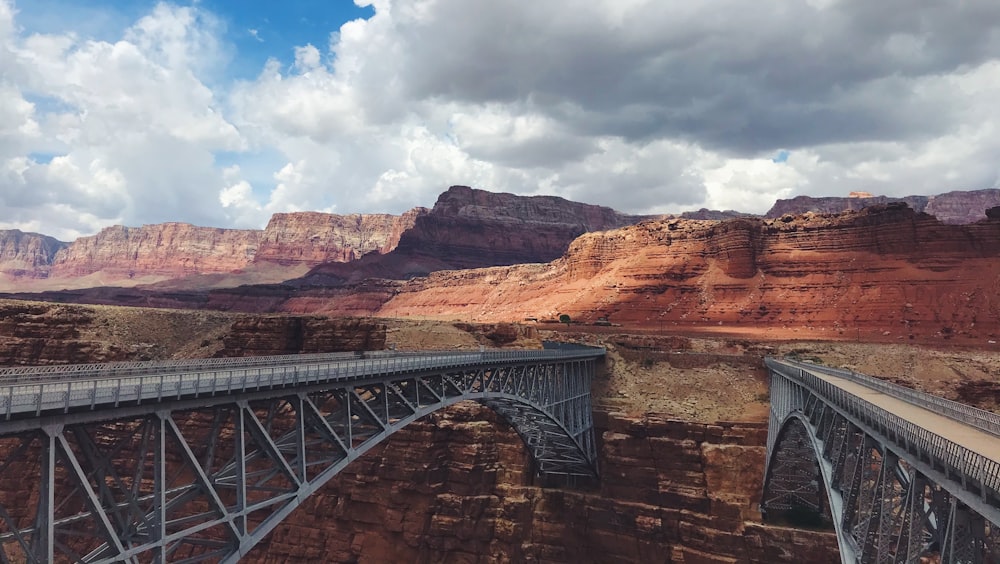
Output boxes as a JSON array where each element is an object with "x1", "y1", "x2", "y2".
[
  {"x1": 766, "y1": 188, "x2": 1000, "y2": 224},
  {"x1": 297, "y1": 185, "x2": 653, "y2": 285},
  {"x1": 248, "y1": 406, "x2": 839, "y2": 563},
  {"x1": 342, "y1": 204, "x2": 1000, "y2": 342},
  {"x1": 12, "y1": 202, "x2": 1000, "y2": 343},
  {"x1": 253, "y1": 208, "x2": 425, "y2": 265},
  {"x1": 48, "y1": 223, "x2": 263, "y2": 280},
  {"x1": 215, "y1": 315, "x2": 386, "y2": 356},
  {"x1": 1, "y1": 186, "x2": 651, "y2": 290},
  {"x1": 0, "y1": 229, "x2": 66, "y2": 278}
]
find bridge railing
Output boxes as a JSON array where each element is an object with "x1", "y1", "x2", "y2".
[
  {"x1": 0, "y1": 347, "x2": 605, "y2": 420},
  {"x1": 767, "y1": 358, "x2": 1000, "y2": 506},
  {"x1": 775, "y1": 357, "x2": 1000, "y2": 439},
  {"x1": 0, "y1": 347, "x2": 603, "y2": 385}
]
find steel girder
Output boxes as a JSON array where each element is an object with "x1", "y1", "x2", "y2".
[
  {"x1": 763, "y1": 361, "x2": 1000, "y2": 564},
  {"x1": 0, "y1": 357, "x2": 599, "y2": 563}
]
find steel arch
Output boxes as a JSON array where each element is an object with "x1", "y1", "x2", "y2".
[
  {"x1": 763, "y1": 358, "x2": 1000, "y2": 564},
  {"x1": 0, "y1": 347, "x2": 603, "y2": 563}
]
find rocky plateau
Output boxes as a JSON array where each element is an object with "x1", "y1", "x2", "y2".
[{"x1": 0, "y1": 186, "x2": 646, "y2": 292}]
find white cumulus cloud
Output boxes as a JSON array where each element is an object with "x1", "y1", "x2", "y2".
[{"x1": 1, "y1": 0, "x2": 1000, "y2": 240}]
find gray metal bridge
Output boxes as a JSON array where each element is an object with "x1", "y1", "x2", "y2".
[
  {"x1": 763, "y1": 357, "x2": 1000, "y2": 564},
  {"x1": 0, "y1": 345, "x2": 604, "y2": 563}
]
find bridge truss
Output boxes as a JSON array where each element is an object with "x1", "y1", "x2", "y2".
[
  {"x1": 0, "y1": 347, "x2": 603, "y2": 563},
  {"x1": 763, "y1": 358, "x2": 1000, "y2": 564}
]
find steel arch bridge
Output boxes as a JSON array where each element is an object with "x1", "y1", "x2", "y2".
[
  {"x1": 0, "y1": 345, "x2": 604, "y2": 563},
  {"x1": 762, "y1": 357, "x2": 1000, "y2": 564}
]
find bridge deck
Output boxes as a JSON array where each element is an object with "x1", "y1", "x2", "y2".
[{"x1": 807, "y1": 367, "x2": 1000, "y2": 463}]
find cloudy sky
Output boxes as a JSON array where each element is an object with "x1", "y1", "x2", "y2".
[{"x1": 2, "y1": 0, "x2": 999, "y2": 240}]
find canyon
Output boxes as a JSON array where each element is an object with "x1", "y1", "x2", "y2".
[
  {"x1": 26, "y1": 202, "x2": 996, "y2": 346},
  {"x1": 4, "y1": 186, "x2": 998, "y2": 297},
  {"x1": 0, "y1": 186, "x2": 646, "y2": 292},
  {"x1": 3, "y1": 185, "x2": 1000, "y2": 562},
  {"x1": 4, "y1": 300, "x2": 1000, "y2": 562}
]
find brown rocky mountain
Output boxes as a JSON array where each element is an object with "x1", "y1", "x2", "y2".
[
  {"x1": 0, "y1": 211, "x2": 425, "y2": 291},
  {"x1": 3, "y1": 186, "x2": 999, "y2": 294},
  {"x1": 0, "y1": 186, "x2": 650, "y2": 291},
  {"x1": 278, "y1": 185, "x2": 655, "y2": 285},
  {"x1": 19, "y1": 203, "x2": 1000, "y2": 345},
  {"x1": 280, "y1": 203, "x2": 1000, "y2": 343},
  {"x1": 254, "y1": 208, "x2": 426, "y2": 265},
  {"x1": 766, "y1": 188, "x2": 1000, "y2": 224},
  {"x1": 48, "y1": 223, "x2": 263, "y2": 280},
  {"x1": 0, "y1": 230, "x2": 66, "y2": 279}
]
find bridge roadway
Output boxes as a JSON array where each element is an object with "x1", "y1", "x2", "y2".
[{"x1": 806, "y1": 367, "x2": 1000, "y2": 471}]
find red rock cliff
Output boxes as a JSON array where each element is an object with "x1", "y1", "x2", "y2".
[
  {"x1": 49, "y1": 223, "x2": 262, "y2": 278},
  {"x1": 344, "y1": 204, "x2": 1000, "y2": 341},
  {"x1": 298, "y1": 185, "x2": 653, "y2": 285},
  {"x1": 767, "y1": 188, "x2": 1000, "y2": 224},
  {"x1": 249, "y1": 407, "x2": 839, "y2": 563},
  {"x1": 0, "y1": 229, "x2": 66, "y2": 278},
  {"x1": 254, "y1": 209, "x2": 425, "y2": 266},
  {"x1": 394, "y1": 185, "x2": 650, "y2": 268}
]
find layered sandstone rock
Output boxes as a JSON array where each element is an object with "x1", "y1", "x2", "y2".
[
  {"x1": 0, "y1": 229, "x2": 66, "y2": 277},
  {"x1": 353, "y1": 204, "x2": 1000, "y2": 342},
  {"x1": 215, "y1": 315, "x2": 386, "y2": 356},
  {"x1": 250, "y1": 407, "x2": 839, "y2": 563},
  {"x1": 298, "y1": 186, "x2": 653, "y2": 285},
  {"x1": 924, "y1": 189, "x2": 1000, "y2": 224},
  {"x1": 4, "y1": 186, "x2": 650, "y2": 291},
  {"x1": 767, "y1": 188, "x2": 1000, "y2": 224},
  {"x1": 766, "y1": 194, "x2": 928, "y2": 218},
  {"x1": 48, "y1": 223, "x2": 262, "y2": 279},
  {"x1": 394, "y1": 185, "x2": 649, "y2": 268},
  {"x1": 253, "y1": 209, "x2": 425, "y2": 266}
]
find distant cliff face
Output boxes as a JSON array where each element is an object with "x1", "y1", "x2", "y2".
[
  {"x1": 397, "y1": 185, "x2": 650, "y2": 267},
  {"x1": 326, "y1": 204, "x2": 1000, "y2": 342},
  {"x1": 48, "y1": 223, "x2": 263, "y2": 279},
  {"x1": 2, "y1": 209, "x2": 426, "y2": 289},
  {"x1": 298, "y1": 186, "x2": 653, "y2": 284},
  {"x1": 924, "y1": 189, "x2": 1000, "y2": 224},
  {"x1": 766, "y1": 189, "x2": 1000, "y2": 224},
  {"x1": 0, "y1": 230, "x2": 66, "y2": 278},
  {"x1": 254, "y1": 209, "x2": 426, "y2": 266}
]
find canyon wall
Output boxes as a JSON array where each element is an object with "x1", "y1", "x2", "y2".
[
  {"x1": 297, "y1": 185, "x2": 653, "y2": 284},
  {"x1": 0, "y1": 299, "x2": 387, "y2": 365},
  {"x1": 11, "y1": 201, "x2": 1000, "y2": 344},
  {"x1": 247, "y1": 407, "x2": 839, "y2": 563},
  {"x1": 0, "y1": 229, "x2": 66, "y2": 278},
  {"x1": 49, "y1": 223, "x2": 263, "y2": 279},
  {"x1": 253, "y1": 209, "x2": 426, "y2": 266},
  {"x1": 766, "y1": 188, "x2": 1000, "y2": 224},
  {"x1": 344, "y1": 204, "x2": 1000, "y2": 342},
  {"x1": 393, "y1": 185, "x2": 650, "y2": 268},
  {"x1": 0, "y1": 301, "x2": 841, "y2": 562},
  {"x1": 1, "y1": 186, "x2": 649, "y2": 290}
]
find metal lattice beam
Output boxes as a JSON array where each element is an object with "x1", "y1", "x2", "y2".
[
  {"x1": 763, "y1": 357, "x2": 1000, "y2": 564},
  {"x1": 0, "y1": 346, "x2": 603, "y2": 563}
]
